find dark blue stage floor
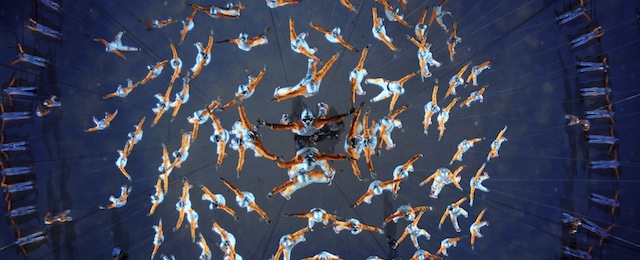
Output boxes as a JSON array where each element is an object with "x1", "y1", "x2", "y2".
[{"x1": 1, "y1": 0, "x2": 639, "y2": 259}]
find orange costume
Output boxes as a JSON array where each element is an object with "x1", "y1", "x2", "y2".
[
  {"x1": 174, "y1": 178, "x2": 192, "y2": 231},
  {"x1": 384, "y1": 205, "x2": 433, "y2": 224},
  {"x1": 267, "y1": 0, "x2": 301, "y2": 8},
  {"x1": 126, "y1": 117, "x2": 145, "y2": 155},
  {"x1": 423, "y1": 80, "x2": 440, "y2": 135},
  {"x1": 100, "y1": 185, "x2": 132, "y2": 209},
  {"x1": 191, "y1": 33, "x2": 214, "y2": 79},
  {"x1": 438, "y1": 197, "x2": 468, "y2": 232},
  {"x1": 212, "y1": 222, "x2": 238, "y2": 258},
  {"x1": 209, "y1": 113, "x2": 229, "y2": 168},
  {"x1": 340, "y1": 0, "x2": 356, "y2": 12},
  {"x1": 344, "y1": 106, "x2": 363, "y2": 178},
  {"x1": 201, "y1": 184, "x2": 238, "y2": 220},
  {"x1": 284, "y1": 208, "x2": 341, "y2": 230},
  {"x1": 437, "y1": 97, "x2": 459, "y2": 141},
  {"x1": 150, "y1": 219, "x2": 164, "y2": 259},
  {"x1": 158, "y1": 143, "x2": 172, "y2": 192},
  {"x1": 415, "y1": 7, "x2": 430, "y2": 42},
  {"x1": 446, "y1": 20, "x2": 462, "y2": 61},
  {"x1": 470, "y1": 209, "x2": 489, "y2": 249},
  {"x1": 349, "y1": 46, "x2": 369, "y2": 104},
  {"x1": 366, "y1": 71, "x2": 416, "y2": 112},
  {"x1": 390, "y1": 153, "x2": 423, "y2": 197},
  {"x1": 361, "y1": 109, "x2": 379, "y2": 178},
  {"x1": 393, "y1": 211, "x2": 431, "y2": 249},
  {"x1": 191, "y1": 2, "x2": 246, "y2": 19},
  {"x1": 268, "y1": 169, "x2": 335, "y2": 199},
  {"x1": 115, "y1": 143, "x2": 132, "y2": 181},
  {"x1": 43, "y1": 209, "x2": 72, "y2": 224},
  {"x1": 289, "y1": 18, "x2": 319, "y2": 60},
  {"x1": 138, "y1": 18, "x2": 177, "y2": 30},
  {"x1": 169, "y1": 131, "x2": 192, "y2": 170},
  {"x1": 233, "y1": 105, "x2": 280, "y2": 173},
  {"x1": 407, "y1": 35, "x2": 439, "y2": 81},
  {"x1": 309, "y1": 22, "x2": 358, "y2": 52},
  {"x1": 221, "y1": 177, "x2": 271, "y2": 224},
  {"x1": 419, "y1": 166, "x2": 463, "y2": 199},
  {"x1": 170, "y1": 75, "x2": 190, "y2": 121},
  {"x1": 196, "y1": 233, "x2": 212, "y2": 260},
  {"x1": 148, "y1": 177, "x2": 164, "y2": 216},
  {"x1": 486, "y1": 126, "x2": 508, "y2": 162},
  {"x1": 376, "y1": 104, "x2": 409, "y2": 151},
  {"x1": 429, "y1": 0, "x2": 452, "y2": 33},
  {"x1": 222, "y1": 67, "x2": 267, "y2": 110},
  {"x1": 332, "y1": 218, "x2": 383, "y2": 235},
  {"x1": 371, "y1": 7, "x2": 398, "y2": 51},
  {"x1": 273, "y1": 54, "x2": 339, "y2": 102},
  {"x1": 353, "y1": 179, "x2": 403, "y2": 207},
  {"x1": 85, "y1": 110, "x2": 118, "y2": 132},
  {"x1": 141, "y1": 60, "x2": 169, "y2": 85},
  {"x1": 437, "y1": 236, "x2": 461, "y2": 256},
  {"x1": 180, "y1": 7, "x2": 198, "y2": 44},
  {"x1": 375, "y1": 0, "x2": 411, "y2": 27},
  {"x1": 102, "y1": 79, "x2": 139, "y2": 99},
  {"x1": 449, "y1": 137, "x2": 484, "y2": 165},
  {"x1": 469, "y1": 162, "x2": 489, "y2": 207},
  {"x1": 25, "y1": 18, "x2": 61, "y2": 39},
  {"x1": 459, "y1": 84, "x2": 488, "y2": 108},
  {"x1": 466, "y1": 60, "x2": 491, "y2": 86},
  {"x1": 151, "y1": 85, "x2": 173, "y2": 126},
  {"x1": 169, "y1": 42, "x2": 182, "y2": 84},
  {"x1": 411, "y1": 250, "x2": 441, "y2": 260},
  {"x1": 94, "y1": 31, "x2": 141, "y2": 60},
  {"x1": 186, "y1": 207, "x2": 200, "y2": 242},
  {"x1": 273, "y1": 227, "x2": 310, "y2": 260},
  {"x1": 217, "y1": 28, "x2": 270, "y2": 51},
  {"x1": 445, "y1": 62, "x2": 470, "y2": 98},
  {"x1": 187, "y1": 108, "x2": 210, "y2": 141}
]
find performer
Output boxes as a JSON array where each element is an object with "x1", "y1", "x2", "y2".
[{"x1": 94, "y1": 31, "x2": 141, "y2": 59}]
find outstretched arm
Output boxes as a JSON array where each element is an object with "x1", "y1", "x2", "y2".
[
  {"x1": 438, "y1": 208, "x2": 449, "y2": 228},
  {"x1": 453, "y1": 197, "x2": 468, "y2": 207},
  {"x1": 372, "y1": 7, "x2": 380, "y2": 27},
  {"x1": 276, "y1": 155, "x2": 304, "y2": 168},
  {"x1": 316, "y1": 153, "x2": 347, "y2": 161},
  {"x1": 313, "y1": 113, "x2": 348, "y2": 128},
  {"x1": 419, "y1": 171, "x2": 438, "y2": 186},
  {"x1": 347, "y1": 107, "x2": 362, "y2": 139},
  {"x1": 475, "y1": 208, "x2": 486, "y2": 224},
  {"x1": 402, "y1": 154, "x2": 423, "y2": 170},
  {"x1": 394, "y1": 228, "x2": 409, "y2": 248},
  {"x1": 237, "y1": 105, "x2": 254, "y2": 131},
  {"x1": 389, "y1": 104, "x2": 410, "y2": 119},
  {"x1": 289, "y1": 18, "x2": 297, "y2": 42},
  {"x1": 353, "y1": 190, "x2": 373, "y2": 207},
  {"x1": 309, "y1": 22, "x2": 331, "y2": 34},
  {"x1": 220, "y1": 177, "x2": 243, "y2": 198},
  {"x1": 261, "y1": 120, "x2": 299, "y2": 131}
]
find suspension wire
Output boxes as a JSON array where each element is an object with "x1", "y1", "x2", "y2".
[
  {"x1": 254, "y1": 199, "x2": 286, "y2": 260},
  {"x1": 268, "y1": 8, "x2": 290, "y2": 85}
]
